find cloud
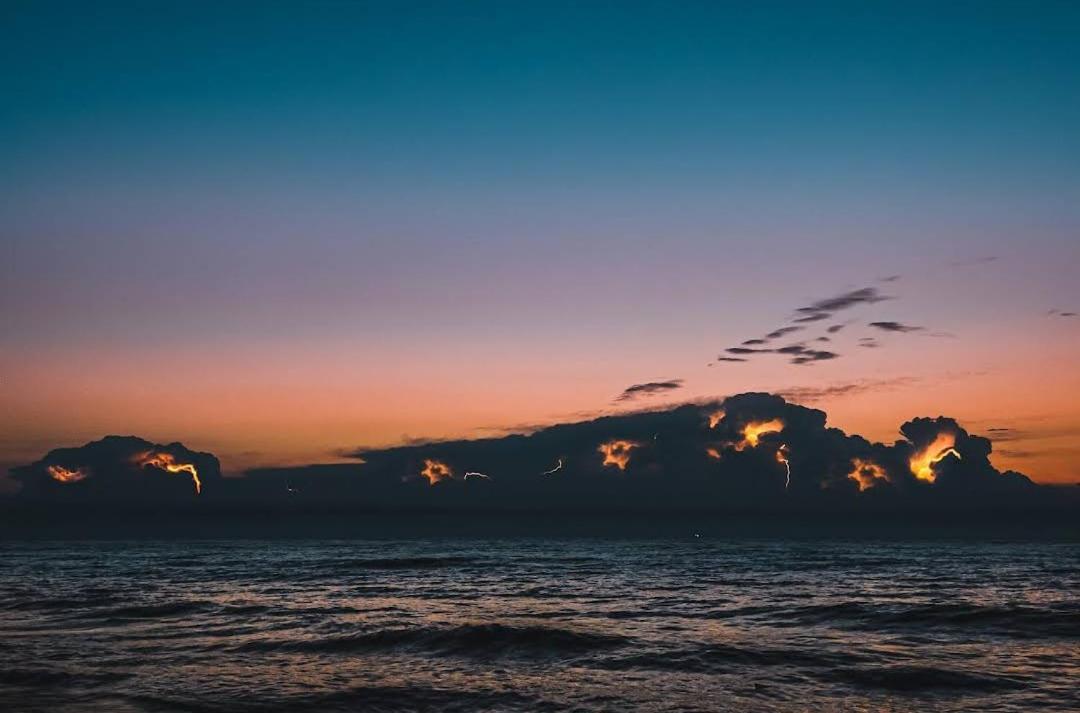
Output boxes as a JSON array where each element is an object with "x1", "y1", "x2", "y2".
[
  {"x1": 615, "y1": 379, "x2": 685, "y2": 402},
  {"x1": 869, "y1": 321, "x2": 924, "y2": 333},
  {"x1": 9, "y1": 436, "x2": 220, "y2": 502},
  {"x1": 792, "y1": 312, "x2": 831, "y2": 323},
  {"x1": 996, "y1": 445, "x2": 1080, "y2": 460},
  {"x1": 323, "y1": 393, "x2": 1039, "y2": 505},
  {"x1": 777, "y1": 377, "x2": 918, "y2": 404},
  {"x1": 858, "y1": 337, "x2": 880, "y2": 348},
  {"x1": 795, "y1": 287, "x2": 890, "y2": 318},
  {"x1": 767, "y1": 343, "x2": 841, "y2": 365},
  {"x1": 764, "y1": 326, "x2": 803, "y2": 340},
  {"x1": 1048, "y1": 309, "x2": 1077, "y2": 318},
  {"x1": 724, "y1": 342, "x2": 843, "y2": 365},
  {"x1": 790, "y1": 350, "x2": 839, "y2": 365},
  {"x1": 715, "y1": 357, "x2": 748, "y2": 363},
  {"x1": 950, "y1": 256, "x2": 998, "y2": 268},
  {"x1": 721, "y1": 285, "x2": 897, "y2": 368},
  {"x1": 9, "y1": 394, "x2": 1059, "y2": 514}
]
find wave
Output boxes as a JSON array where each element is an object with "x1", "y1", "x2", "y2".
[
  {"x1": 319, "y1": 555, "x2": 482, "y2": 571},
  {"x1": 124, "y1": 684, "x2": 548, "y2": 713},
  {"x1": 237, "y1": 623, "x2": 627, "y2": 658},
  {"x1": 1, "y1": 595, "x2": 119, "y2": 612},
  {"x1": 821, "y1": 665, "x2": 1030, "y2": 692},
  {"x1": 0, "y1": 668, "x2": 131, "y2": 688},
  {"x1": 600, "y1": 642, "x2": 866, "y2": 673},
  {"x1": 779, "y1": 601, "x2": 1080, "y2": 638},
  {"x1": 94, "y1": 600, "x2": 214, "y2": 620}
]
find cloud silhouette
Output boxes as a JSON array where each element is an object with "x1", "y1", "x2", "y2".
[
  {"x1": 768, "y1": 343, "x2": 841, "y2": 365},
  {"x1": 869, "y1": 321, "x2": 924, "y2": 333},
  {"x1": 616, "y1": 379, "x2": 685, "y2": 402},
  {"x1": 764, "y1": 326, "x2": 804, "y2": 340},
  {"x1": 950, "y1": 256, "x2": 998, "y2": 268},
  {"x1": 826, "y1": 324, "x2": 846, "y2": 334},
  {"x1": 246, "y1": 393, "x2": 1045, "y2": 509},
  {"x1": 9, "y1": 395, "x2": 1063, "y2": 514},
  {"x1": 793, "y1": 313, "x2": 831, "y2": 323},
  {"x1": 790, "y1": 350, "x2": 840, "y2": 365},
  {"x1": 795, "y1": 287, "x2": 890, "y2": 318},
  {"x1": 10, "y1": 436, "x2": 219, "y2": 502}
]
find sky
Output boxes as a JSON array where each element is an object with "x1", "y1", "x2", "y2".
[{"x1": 2, "y1": 1, "x2": 1079, "y2": 484}]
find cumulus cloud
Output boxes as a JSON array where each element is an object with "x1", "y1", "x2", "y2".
[
  {"x1": 225, "y1": 393, "x2": 1045, "y2": 510},
  {"x1": 10, "y1": 436, "x2": 220, "y2": 502},
  {"x1": 13, "y1": 394, "x2": 1067, "y2": 515},
  {"x1": 615, "y1": 379, "x2": 685, "y2": 402}
]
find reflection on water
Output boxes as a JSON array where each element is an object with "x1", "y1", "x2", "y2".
[{"x1": 0, "y1": 539, "x2": 1077, "y2": 712}]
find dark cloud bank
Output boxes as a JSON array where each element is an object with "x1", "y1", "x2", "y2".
[{"x1": 7, "y1": 395, "x2": 1076, "y2": 534}]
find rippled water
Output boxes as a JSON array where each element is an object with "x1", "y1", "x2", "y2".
[{"x1": 1, "y1": 539, "x2": 1077, "y2": 712}]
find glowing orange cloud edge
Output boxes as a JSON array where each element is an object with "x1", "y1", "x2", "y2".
[
  {"x1": 46, "y1": 464, "x2": 89, "y2": 484},
  {"x1": 909, "y1": 433, "x2": 962, "y2": 483},
  {"x1": 598, "y1": 439, "x2": 640, "y2": 471},
  {"x1": 134, "y1": 451, "x2": 202, "y2": 494}
]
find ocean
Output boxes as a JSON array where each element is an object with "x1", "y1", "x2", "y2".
[{"x1": 1, "y1": 538, "x2": 1077, "y2": 712}]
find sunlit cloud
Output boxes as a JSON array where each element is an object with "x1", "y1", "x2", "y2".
[
  {"x1": 46, "y1": 464, "x2": 89, "y2": 484},
  {"x1": 134, "y1": 451, "x2": 201, "y2": 494},
  {"x1": 420, "y1": 458, "x2": 453, "y2": 485},
  {"x1": 847, "y1": 458, "x2": 888, "y2": 491},
  {"x1": 909, "y1": 433, "x2": 961, "y2": 483},
  {"x1": 598, "y1": 439, "x2": 640, "y2": 471},
  {"x1": 738, "y1": 419, "x2": 785, "y2": 450}
]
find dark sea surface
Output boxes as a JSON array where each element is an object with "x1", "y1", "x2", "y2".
[{"x1": 1, "y1": 538, "x2": 1078, "y2": 712}]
